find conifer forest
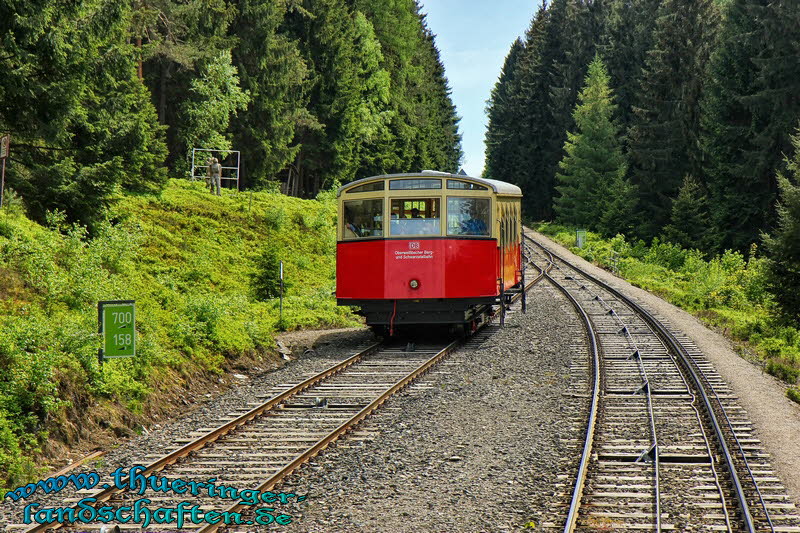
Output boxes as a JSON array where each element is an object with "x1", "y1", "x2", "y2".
[
  {"x1": 484, "y1": 0, "x2": 800, "y2": 324},
  {"x1": 0, "y1": 0, "x2": 800, "y2": 502},
  {"x1": 0, "y1": 0, "x2": 462, "y2": 229}
]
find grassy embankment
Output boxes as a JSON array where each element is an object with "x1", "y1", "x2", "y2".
[
  {"x1": 536, "y1": 223, "x2": 800, "y2": 405},
  {"x1": 0, "y1": 180, "x2": 359, "y2": 494}
]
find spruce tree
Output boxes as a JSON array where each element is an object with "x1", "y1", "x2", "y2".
[
  {"x1": 490, "y1": 0, "x2": 603, "y2": 221},
  {"x1": 554, "y1": 55, "x2": 626, "y2": 228},
  {"x1": 286, "y1": 0, "x2": 390, "y2": 195},
  {"x1": 511, "y1": 2, "x2": 565, "y2": 220},
  {"x1": 416, "y1": 18, "x2": 462, "y2": 173},
  {"x1": 763, "y1": 128, "x2": 800, "y2": 325},
  {"x1": 231, "y1": 0, "x2": 311, "y2": 188},
  {"x1": 662, "y1": 175, "x2": 712, "y2": 251},
  {"x1": 136, "y1": 0, "x2": 234, "y2": 174},
  {"x1": 541, "y1": 0, "x2": 604, "y2": 220},
  {"x1": 484, "y1": 38, "x2": 526, "y2": 182},
  {"x1": 597, "y1": 0, "x2": 661, "y2": 134},
  {"x1": 598, "y1": 172, "x2": 638, "y2": 237},
  {"x1": 626, "y1": 0, "x2": 718, "y2": 240},
  {"x1": 179, "y1": 51, "x2": 250, "y2": 177},
  {"x1": 702, "y1": 0, "x2": 800, "y2": 252},
  {"x1": 1, "y1": 0, "x2": 167, "y2": 228},
  {"x1": 348, "y1": 0, "x2": 462, "y2": 178}
]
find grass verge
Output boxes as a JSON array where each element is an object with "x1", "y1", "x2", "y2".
[
  {"x1": 0, "y1": 179, "x2": 360, "y2": 494},
  {"x1": 535, "y1": 223, "x2": 800, "y2": 404}
]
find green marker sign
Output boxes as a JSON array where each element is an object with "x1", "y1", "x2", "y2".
[{"x1": 99, "y1": 300, "x2": 136, "y2": 360}]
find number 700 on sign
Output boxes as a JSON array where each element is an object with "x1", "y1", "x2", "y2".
[{"x1": 99, "y1": 301, "x2": 136, "y2": 359}]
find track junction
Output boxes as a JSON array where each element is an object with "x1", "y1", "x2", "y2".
[{"x1": 4, "y1": 233, "x2": 798, "y2": 532}]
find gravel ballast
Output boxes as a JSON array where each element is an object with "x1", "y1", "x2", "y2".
[
  {"x1": 279, "y1": 282, "x2": 581, "y2": 532},
  {"x1": 0, "y1": 283, "x2": 583, "y2": 532}
]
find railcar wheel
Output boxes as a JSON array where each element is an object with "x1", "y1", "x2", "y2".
[
  {"x1": 370, "y1": 325, "x2": 388, "y2": 338},
  {"x1": 448, "y1": 323, "x2": 468, "y2": 338}
]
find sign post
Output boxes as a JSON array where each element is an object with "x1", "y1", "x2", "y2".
[
  {"x1": 576, "y1": 228, "x2": 587, "y2": 249},
  {"x1": 98, "y1": 300, "x2": 136, "y2": 363},
  {"x1": 279, "y1": 261, "x2": 284, "y2": 325},
  {"x1": 0, "y1": 134, "x2": 9, "y2": 209}
]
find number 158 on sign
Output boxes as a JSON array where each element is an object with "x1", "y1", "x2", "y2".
[{"x1": 99, "y1": 301, "x2": 136, "y2": 359}]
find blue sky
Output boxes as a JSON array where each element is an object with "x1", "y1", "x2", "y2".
[{"x1": 417, "y1": 1, "x2": 540, "y2": 177}]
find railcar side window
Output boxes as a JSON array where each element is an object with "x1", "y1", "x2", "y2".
[
  {"x1": 446, "y1": 197, "x2": 491, "y2": 236},
  {"x1": 446, "y1": 179, "x2": 488, "y2": 191},
  {"x1": 390, "y1": 198, "x2": 441, "y2": 235},
  {"x1": 389, "y1": 179, "x2": 442, "y2": 190},
  {"x1": 343, "y1": 199, "x2": 383, "y2": 239},
  {"x1": 347, "y1": 181, "x2": 384, "y2": 193}
]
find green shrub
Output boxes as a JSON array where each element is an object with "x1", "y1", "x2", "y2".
[
  {"x1": 788, "y1": 387, "x2": 800, "y2": 405},
  {"x1": 0, "y1": 179, "x2": 358, "y2": 492},
  {"x1": 765, "y1": 360, "x2": 798, "y2": 384},
  {"x1": 0, "y1": 410, "x2": 37, "y2": 495},
  {"x1": 262, "y1": 207, "x2": 286, "y2": 230},
  {"x1": 534, "y1": 221, "x2": 800, "y2": 396},
  {"x1": 645, "y1": 238, "x2": 688, "y2": 270},
  {"x1": 251, "y1": 245, "x2": 291, "y2": 301}
]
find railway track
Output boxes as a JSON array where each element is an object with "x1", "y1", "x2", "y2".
[
  {"x1": 7, "y1": 238, "x2": 546, "y2": 533},
  {"x1": 525, "y1": 234, "x2": 800, "y2": 532}
]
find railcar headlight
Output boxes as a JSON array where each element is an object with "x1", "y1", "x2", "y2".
[{"x1": 409, "y1": 279, "x2": 420, "y2": 289}]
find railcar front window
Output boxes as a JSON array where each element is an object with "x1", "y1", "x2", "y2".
[
  {"x1": 447, "y1": 197, "x2": 491, "y2": 236},
  {"x1": 343, "y1": 199, "x2": 383, "y2": 239},
  {"x1": 390, "y1": 198, "x2": 441, "y2": 236},
  {"x1": 389, "y1": 179, "x2": 442, "y2": 190},
  {"x1": 447, "y1": 179, "x2": 488, "y2": 191},
  {"x1": 347, "y1": 181, "x2": 384, "y2": 193}
]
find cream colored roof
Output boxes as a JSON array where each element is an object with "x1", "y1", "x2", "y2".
[{"x1": 337, "y1": 171, "x2": 523, "y2": 197}]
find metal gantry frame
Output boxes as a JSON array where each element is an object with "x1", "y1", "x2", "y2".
[{"x1": 190, "y1": 148, "x2": 241, "y2": 191}]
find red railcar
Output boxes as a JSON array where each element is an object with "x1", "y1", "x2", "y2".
[{"x1": 336, "y1": 171, "x2": 523, "y2": 332}]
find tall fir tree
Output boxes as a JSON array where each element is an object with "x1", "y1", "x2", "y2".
[
  {"x1": 596, "y1": 0, "x2": 661, "y2": 135},
  {"x1": 763, "y1": 127, "x2": 800, "y2": 325},
  {"x1": 626, "y1": 0, "x2": 718, "y2": 240},
  {"x1": 554, "y1": 55, "x2": 626, "y2": 228},
  {"x1": 484, "y1": 38, "x2": 526, "y2": 183},
  {"x1": 285, "y1": 0, "x2": 391, "y2": 195},
  {"x1": 179, "y1": 50, "x2": 250, "y2": 178},
  {"x1": 506, "y1": 1, "x2": 567, "y2": 220},
  {"x1": 1, "y1": 0, "x2": 167, "y2": 228},
  {"x1": 231, "y1": 0, "x2": 312, "y2": 188},
  {"x1": 598, "y1": 172, "x2": 638, "y2": 237},
  {"x1": 350, "y1": 0, "x2": 462, "y2": 179},
  {"x1": 137, "y1": 0, "x2": 235, "y2": 174},
  {"x1": 701, "y1": 0, "x2": 800, "y2": 252},
  {"x1": 416, "y1": 17, "x2": 462, "y2": 173},
  {"x1": 540, "y1": 0, "x2": 604, "y2": 220},
  {"x1": 485, "y1": 0, "x2": 603, "y2": 220}
]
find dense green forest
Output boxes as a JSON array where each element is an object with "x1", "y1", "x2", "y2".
[
  {"x1": 0, "y1": 0, "x2": 462, "y2": 230},
  {"x1": 484, "y1": 0, "x2": 800, "y2": 327},
  {"x1": 0, "y1": 0, "x2": 462, "y2": 491},
  {"x1": 0, "y1": 181, "x2": 356, "y2": 492}
]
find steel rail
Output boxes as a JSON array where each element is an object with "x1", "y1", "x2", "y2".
[
  {"x1": 555, "y1": 262, "x2": 663, "y2": 532},
  {"x1": 525, "y1": 239, "x2": 600, "y2": 533},
  {"x1": 197, "y1": 242, "x2": 549, "y2": 531},
  {"x1": 196, "y1": 337, "x2": 464, "y2": 533},
  {"x1": 669, "y1": 341, "x2": 735, "y2": 531},
  {"x1": 527, "y1": 236, "x2": 758, "y2": 533},
  {"x1": 603, "y1": 301, "x2": 662, "y2": 532},
  {"x1": 28, "y1": 241, "x2": 546, "y2": 533},
  {"x1": 20, "y1": 343, "x2": 382, "y2": 533}
]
